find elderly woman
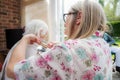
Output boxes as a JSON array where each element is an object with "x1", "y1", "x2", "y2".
[
  {"x1": 0, "y1": 19, "x2": 48, "y2": 80},
  {"x1": 7, "y1": 0, "x2": 112, "y2": 80}
]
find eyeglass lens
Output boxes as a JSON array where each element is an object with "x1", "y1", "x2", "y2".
[{"x1": 63, "y1": 12, "x2": 77, "y2": 22}]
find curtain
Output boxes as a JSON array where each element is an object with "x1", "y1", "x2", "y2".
[{"x1": 47, "y1": 0, "x2": 64, "y2": 42}]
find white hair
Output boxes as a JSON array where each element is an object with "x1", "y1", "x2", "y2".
[{"x1": 23, "y1": 19, "x2": 48, "y2": 37}]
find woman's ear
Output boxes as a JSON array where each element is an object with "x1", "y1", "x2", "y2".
[{"x1": 76, "y1": 12, "x2": 81, "y2": 25}]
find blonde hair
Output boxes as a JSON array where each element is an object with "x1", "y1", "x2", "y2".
[{"x1": 68, "y1": 0, "x2": 108, "y2": 39}]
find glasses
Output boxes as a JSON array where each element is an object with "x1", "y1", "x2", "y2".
[{"x1": 63, "y1": 12, "x2": 77, "y2": 22}]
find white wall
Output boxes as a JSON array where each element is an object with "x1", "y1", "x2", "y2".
[{"x1": 21, "y1": 0, "x2": 48, "y2": 27}]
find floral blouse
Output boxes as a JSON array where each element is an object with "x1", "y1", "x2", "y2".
[{"x1": 14, "y1": 31, "x2": 112, "y2": 80}]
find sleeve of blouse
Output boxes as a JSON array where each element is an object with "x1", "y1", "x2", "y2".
[{"x1": 14, "y1": 44, "x2": 72, "y2": 80}]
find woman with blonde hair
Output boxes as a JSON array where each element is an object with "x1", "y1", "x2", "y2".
[
  {"x1": 7, "y1": 0, "x2": 112, "y2": 80},
  {"x1": 0, "y1": 19, "x2": 48, "y2": 80}
]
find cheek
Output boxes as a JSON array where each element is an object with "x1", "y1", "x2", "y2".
[
  {"x1": 64, "y1": 19, "x2": 70, "y2": 28},
  {"x1": 64, "y1": 16, "x2": 73, "y2": 35},
  {"x1": 64, "y1": 25, "x2": 69, "y2": 35},
  {"x1": 64, "y1": 22, "x2": 71, "y2": 35}
]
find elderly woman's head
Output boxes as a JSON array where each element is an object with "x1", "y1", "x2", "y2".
[
  {"x1": 23, "y1": 19, "x2": 48, "y2": 41},
  {"x1": 64, "y1": 0, "x2": 108, "y2": 39}
]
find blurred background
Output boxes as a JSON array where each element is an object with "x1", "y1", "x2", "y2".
[{"x1": 0, "y1": 0, "x2": 120, "y2": 76}]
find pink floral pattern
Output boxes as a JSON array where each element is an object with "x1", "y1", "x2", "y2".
[
  {"x1": 14, "y1": 31, "x2": 112, "y2": 80},
  {"x1": 81, "y1": 70, "x2": 95, "y2": 80},
  {"x1": 36, "y1": 57, "x2": 47, "y2": 68},
  {"x1": 90, "y1": 53, "x2": 99, "y2": 63}
]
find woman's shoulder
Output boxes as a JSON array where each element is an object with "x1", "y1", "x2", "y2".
[{"x1": 57, "y1": 39, "x2": 90, "y2": 49}]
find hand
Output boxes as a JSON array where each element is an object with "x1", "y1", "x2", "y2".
[
  {"x1": 6, "y1": 34, "x2": 41, "y2": 79},
  {"x1": 21, "y1": 34, "x2": 41, "y2": 44},
  {"x1": 47, "y1": 42, "x2": 57, "y2": 48}
]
